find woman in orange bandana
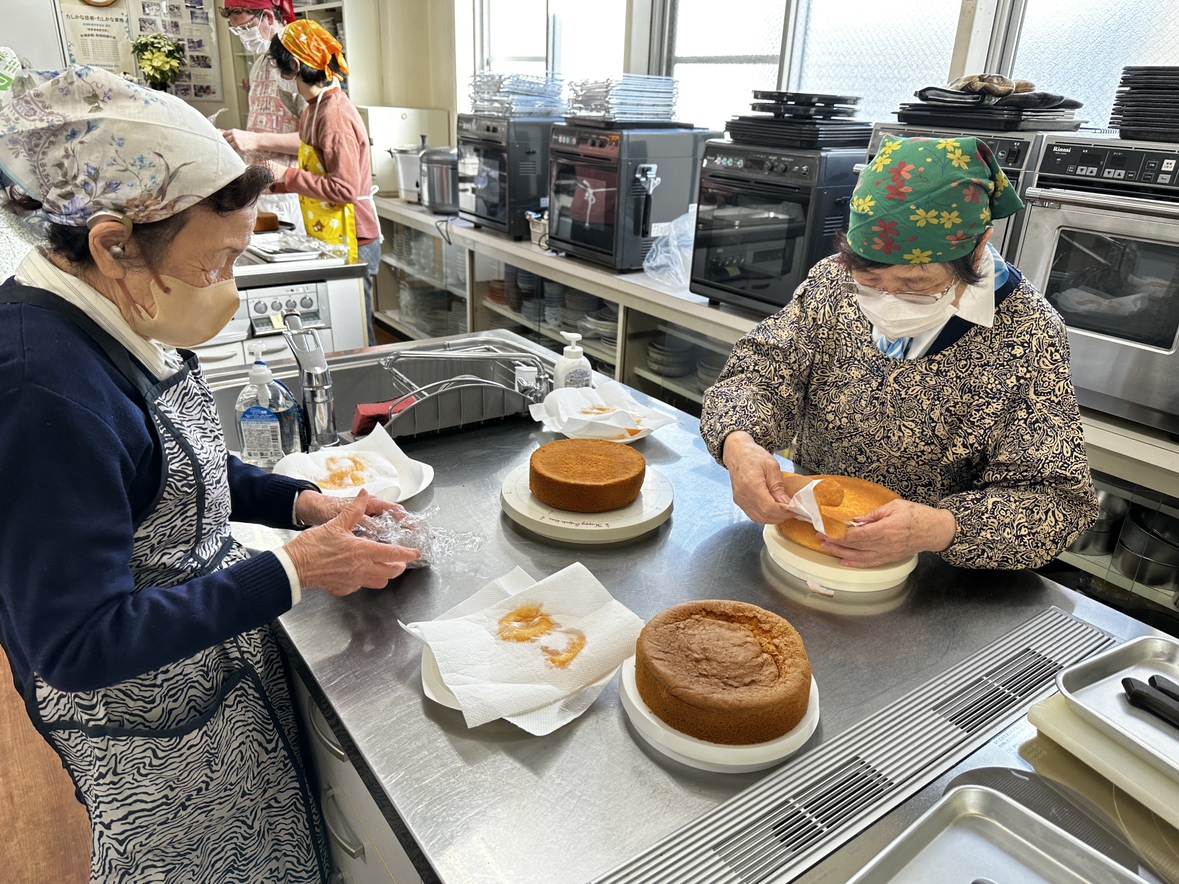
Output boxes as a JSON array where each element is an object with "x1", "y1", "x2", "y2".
[{"x1": 267, "y1": 20, "x2": 379, "y2": 344}]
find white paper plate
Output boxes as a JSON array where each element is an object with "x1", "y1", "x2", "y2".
[
  {"x1": 500, "y1": 463, "x2": 673, "y2": 543},
  {"x1": 762, "y1": 524, "x2": 917, "y2": 593},
  {"x1": 619, "y1": 656, "x2": 819, "y2": 773},
  {"x1": 273, "y1": 424, "x2": 434, "y2": 504},
  {"x1": 539, "y1": 418, "x2": 652, "y2": 444}
]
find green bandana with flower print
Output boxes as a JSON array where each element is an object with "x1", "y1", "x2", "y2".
[{"x1": 847, "y1": 135, "x2": 1025, "y2": 266}]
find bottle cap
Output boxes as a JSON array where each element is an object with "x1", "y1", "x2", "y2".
[{"x1": 560, "y1": 331, "x2": 583, "y2": 358}]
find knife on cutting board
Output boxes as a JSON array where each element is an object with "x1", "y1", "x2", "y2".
[{"x1": 1122, "y1": 676, "x2": 1179, "y2": 731}]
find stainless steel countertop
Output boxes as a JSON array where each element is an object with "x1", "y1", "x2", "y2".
[{"x1": 278, "y1": 373, "x2": 1156, "y2": 883}]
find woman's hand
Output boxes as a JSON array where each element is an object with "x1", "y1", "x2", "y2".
[
  {"x1": 721, "y1": 431, "x2": 793, "y2": 525},
  {"x1": 818, "y1": 499, "x2": 957, "y2": 568},
  {"x1": 263, "y1": 158, "x2": 290, "y2": 184},
  {"x1": 295, "y1": 489, "x2": 406, "y2": 528},
  {"x1": 284, "y1": 492, "x2": 419, "y2": 596},
  {"x1": 221, "y1": 128, "x2": 258, "y2": 154}
]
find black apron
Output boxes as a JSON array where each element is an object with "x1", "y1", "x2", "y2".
[{"x1": 1, "y1": 283, "x2": 330, "y2": 883}]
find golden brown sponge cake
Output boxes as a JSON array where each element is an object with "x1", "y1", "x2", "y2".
[
  {"x1": 634, "y1": 600, "x2": 811, "y2": 745},
  {"x1": 777, "y1": 474, "x2": 899, "y2": 553},
  {"x1": 529, "y1": 439, "x2": 646, "y2": 513}
]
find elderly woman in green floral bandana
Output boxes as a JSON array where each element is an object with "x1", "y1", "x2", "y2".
[{"x1": 701, "y1": 135, "x2": 1098, "y2": 570}]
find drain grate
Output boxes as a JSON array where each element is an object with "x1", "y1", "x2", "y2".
[{"x1": 592, "y1": 607, "x2": 1112, "y2": 884}]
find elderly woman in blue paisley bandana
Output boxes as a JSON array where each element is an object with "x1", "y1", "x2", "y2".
[
  {"x1": 0, "y1": 66, "x2": 417, "y2": 883},
  {"x1": 701, "y1": 135, "x2": 1098, "y2": 570}
]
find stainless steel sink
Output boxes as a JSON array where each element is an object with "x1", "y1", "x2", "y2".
[{"x1": 204, "y1": 330, "x2": 558, "y2": 451}]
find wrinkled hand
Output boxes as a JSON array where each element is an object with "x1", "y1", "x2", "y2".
[
  {"x1": 818, "y1": 498, "x2": 957, "y2": 568},
  {"x1": 295, "y1": 489, "x2": 407, "y2": 529},
  {"x1": 221, "y1": 128, "x2": 258, "y2": 154},
  {"x1": 284, "y1": 492, "x2": 419, "y2": 596},
  {"x1": 722, "y1": 431, "x2": 792, "y2": 525}
]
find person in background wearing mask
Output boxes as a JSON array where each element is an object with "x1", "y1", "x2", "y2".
[
  {"x1": 0, "y1": 66, "x2": 418, "y2": 882},
  {"x1": 267, "y1": 19, "x2": 379, "y2": 346},
  {"x1": 701, "y1": 135, "x2": 1098, "y2": 570},
  {"x1": 218, "y1": 0, "x2": 305, "y2": 232}
]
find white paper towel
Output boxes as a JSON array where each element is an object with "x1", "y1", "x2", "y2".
[
  {"x1": 529, "y1": 382, "x2": 675, "y2": 442},
  {"x1": 784, "y1": 479, "x2": 831, "y2": 536},
  {"x1": 401, "y1": 563, "x2": 644, "y2": 734}
]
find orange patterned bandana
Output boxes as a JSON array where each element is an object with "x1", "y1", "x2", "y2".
[{"x1": 279, "y1": 19, "x2": 349, "y2": 82}]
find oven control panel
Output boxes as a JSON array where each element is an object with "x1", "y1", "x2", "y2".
[
  {"x1": 868, "y1": 124, "x2": 1041, "y2": 174},
  {"x1": 1036, "y1": 137, "x2": 1179, "y2": 191},
  {"x1": 552, "y1": 128, "x2": 621, "y2": 158},
  {"x1": 702, "y1": 144, "x2": 823, "y2": 186},
  {"x1": 243, "y1": 282, "x2": 327, "y2": 335}
]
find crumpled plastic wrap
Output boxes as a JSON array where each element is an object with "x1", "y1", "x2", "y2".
[{"x1": 354, "y1": 504, "x2": 482, "y2": 568}]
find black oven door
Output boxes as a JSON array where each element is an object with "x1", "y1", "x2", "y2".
[
  {"x1": 549, "y1": 155, "x2": 620, "y2": 259},
  {"x1": 458, "y1": 140, "x2": 509, "y2": 229},
  {"x1": 690, "y1": 176, "x2": 811, "y2": 313}
]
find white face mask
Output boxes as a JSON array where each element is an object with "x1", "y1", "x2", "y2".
[
  {"x1": 230, "y1": 23, "x2": 270, "y2": 56},
  {"x1": 856, "y1": 248, "x2": 996, "y2": 341}
]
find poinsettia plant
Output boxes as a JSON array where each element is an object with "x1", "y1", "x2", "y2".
[{"x1": 131, "y1": 33, "x2": 185, "y2": 90}]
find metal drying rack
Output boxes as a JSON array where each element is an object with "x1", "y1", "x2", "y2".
[{"x1": 378, "y1": 337, "x2": 552, "y2": 438}]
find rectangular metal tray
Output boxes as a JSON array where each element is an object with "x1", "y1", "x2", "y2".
[
  {"x1": 846, "y1": 785, "x2": 1146, "y2": 883},
  {"x1": 1057, "y1": 635, "x2": 1179, "y2": 781}
]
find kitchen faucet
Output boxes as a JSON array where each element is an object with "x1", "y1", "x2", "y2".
[{"x1": 281, "y1": 310, "x2": 338, "y2": 451}]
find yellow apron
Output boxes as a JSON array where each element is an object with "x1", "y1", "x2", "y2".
[{"x1": 297, "y1": 140, "x2": 359, "y2": 264}]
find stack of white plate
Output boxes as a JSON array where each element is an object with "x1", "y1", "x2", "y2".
[
  {"x1": 521, "y1": 298, "x2": 545, "y2": 323},
  {"x1": 696, "y1": 352, "x2": 727, "y2": 392},
  {"x1": 543, "y1": 279, "x2": 565, "y2": 327},
  {"x1": 446, "y1": 300, "x2": 467, "y2": 335},
  {"x1": 645, "y1": 334, "x2": 695, "y2": 378},
  {"x1": 564, "y1": 289, "x2": 600, "y2": 313}
]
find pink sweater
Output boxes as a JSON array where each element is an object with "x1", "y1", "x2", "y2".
[{"x1": 275, "y1": 87, "x2": 378, "y2": 244}]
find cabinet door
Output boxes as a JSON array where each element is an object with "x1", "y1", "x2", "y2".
[
  {"x1": 193, "y1": 341, "x2": 246, "y2": 368},
  {"x1": 293, "y1": 672, "x2": 424, "y2": 884}
]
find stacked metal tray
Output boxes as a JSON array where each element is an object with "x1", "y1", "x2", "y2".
[
  {"x1": 1056, "y1": 635, "x2": 1179, "y2": 781},
  {"x1": 847, "y1": 785, "x2": 1148, "y2": 883}
]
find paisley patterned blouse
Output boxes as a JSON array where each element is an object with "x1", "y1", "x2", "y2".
[{"x1": 699, "y1": 257, "x2": 1099, "y2": 570}]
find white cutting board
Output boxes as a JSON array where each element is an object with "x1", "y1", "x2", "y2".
[{"x1": 1028, "y1": 692, "x2": 1179, "y2": 829}]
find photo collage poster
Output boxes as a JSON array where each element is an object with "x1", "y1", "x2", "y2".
[{"x1": 131, "y1": 0, "x2": 224, "y2": 102}]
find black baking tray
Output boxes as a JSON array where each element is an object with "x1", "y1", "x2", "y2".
[
  {"x1": 752, "y1": 90, "x2": 860, "y2": 105},
  {"x1": 749, "y1": 102, "x2": 858, "y2": 118}
]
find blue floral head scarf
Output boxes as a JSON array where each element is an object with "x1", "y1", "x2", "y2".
[
  {"x1": 847, "y1": 135, "x2": 1025, "y2": 265},
  {"x1": 0, "y1": 65, "x2": 244, "y2": 226}
]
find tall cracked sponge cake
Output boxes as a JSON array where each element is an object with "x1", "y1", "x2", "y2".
[
  {"x1": 635, "y1": 600, "x2": 811, "y2": 745},
  {"x1": 529, "y1": 439, "x2": 646, "y2": 513}
]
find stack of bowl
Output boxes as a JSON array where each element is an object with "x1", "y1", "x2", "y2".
[
  {"x1": 1115, "y1": 503, "x2": 1179, "y2": 595},
  {"x1": 645, "y1": 334, "x2": 696, "y2": 378},
  {"x1": 504, "y1": 266, "x2": 522, "y2": 311},
  {"x1": 696, "y1": 352, "x2": 728, "y2": 392},
  {"x1": 516, "y1": 270, "x2": 537, "y2": 300},
  {"x1": 598, "y1": 303, "x2": 620, "y2": 348},
  {"x1": 543, "y1": 279, "x2": 565, "y2": 327},
  {"x1": 1067, "y1": 489, "x2": 1127, "y2": 557},
  {"x1": 521, "y1": 298, "x2": 545, "y2": 324}
]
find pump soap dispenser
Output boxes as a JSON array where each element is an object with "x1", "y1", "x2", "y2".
[
  {"x1": 554, "y1": 332, "x2": 592, "y2": 389},
  {"x1": 235, "y1": 343, "x2": 303, "y2": 468}
]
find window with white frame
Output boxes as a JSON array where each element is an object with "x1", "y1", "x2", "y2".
[
  {"x1": 1000, "y1": 0, "x2": 1179, "y2": 131},
  {"x1": 790, "y1": 0, "x2": 962, "y2": 126},
  {"x1": 665, "y1": 0, "x2": 786, "y2": 130},
  {"x1": 476, "y1": 0, "x2": 629, "y2": 83}
]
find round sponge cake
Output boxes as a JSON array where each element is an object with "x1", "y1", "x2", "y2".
[
  {"x1": 634, "y1": 600, "x2": 811, "y2": 745},
  {"x1": 777, "y1": 474, "x2": 899, "y2": 555},
  {"x1": 529, "y1": 439, "x2": 646, "y2": 513}
]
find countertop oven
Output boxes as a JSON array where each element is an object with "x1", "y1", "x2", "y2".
[
  {"x1": 689, "y1": 140, "x2": 862, "y2": 314},
  {"x1": 1015, "y1": 133, "x2": 1179, "y2": 438},
  {"x1": 457, "y1": 114, "x2": 562, "y2": 240},
  {"x1": 547, "y1": 123, "x2": 714, "y2": 272}
]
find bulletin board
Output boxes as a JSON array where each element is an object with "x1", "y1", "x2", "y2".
[{"x1": 58, "y1": 0, "x2": 224, "y2": 103}]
